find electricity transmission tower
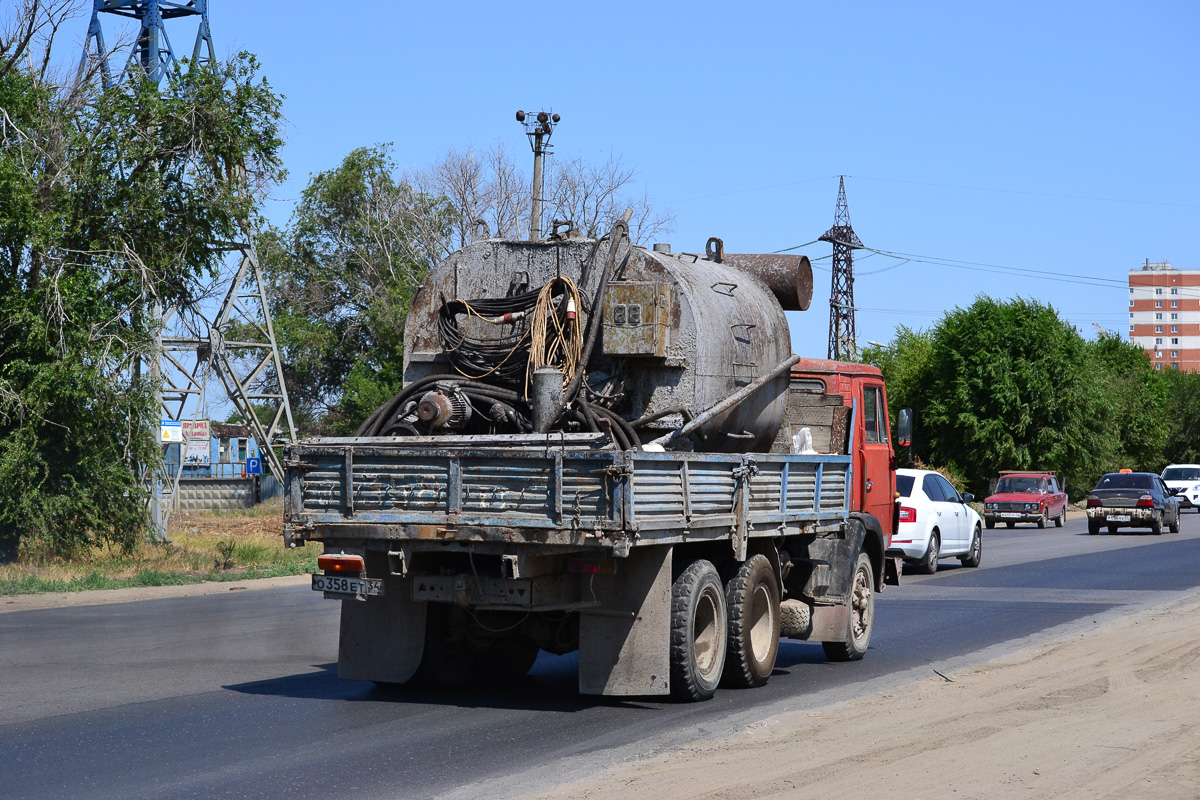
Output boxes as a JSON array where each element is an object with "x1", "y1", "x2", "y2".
[
  {"x1": 80, "y1": 1, "x2": 295, "y2": 538},
  {"x1": 819, "y1": 176, "x2": 864, "y2": 360},
  {"x1": 80, "y1": 0, "x2": 215, "y2": 88}
]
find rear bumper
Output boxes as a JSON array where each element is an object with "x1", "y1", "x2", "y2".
[
  {"x1": 1086, "y1": 507, "x2": 1158, "y2": 527},
  {"x1": 985, "y1": 512, "x2": 1043, "y2": 524}
]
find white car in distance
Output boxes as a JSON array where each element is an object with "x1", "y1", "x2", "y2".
[
  {"x1": 1161, "y1": 464, "x2": 1200, "y2": 512},
  {"x1": 893, "y1": 468, "x2": 983, "y2": 574}
]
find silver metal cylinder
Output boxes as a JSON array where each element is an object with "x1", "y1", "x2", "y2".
[{"x1": 531, "y1": 367, "x2": 564, "y2": 433}]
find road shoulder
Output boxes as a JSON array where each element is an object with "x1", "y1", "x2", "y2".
[
  {"x1": 518, "y1": 591, "x2": 1200, "y2": 800},
  {"x1": 0, "y1": 574, "x2": 312, "y2": 614}
]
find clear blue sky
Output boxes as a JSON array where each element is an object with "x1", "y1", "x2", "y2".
[{"x1": 82, "y1": 1, "x2": 1199, "y2": 355}]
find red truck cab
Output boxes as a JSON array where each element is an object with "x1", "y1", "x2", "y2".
[
  {"x1": 983, "y1": 471, "x2": 1068, "y2": 529},
  {"x1": 788, "y1": 359, "x2": 898, "y2": 544}
]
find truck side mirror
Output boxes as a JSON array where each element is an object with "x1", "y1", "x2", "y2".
[{"x1": 897, "y1": 408, "x2": 912, "y2": 447}]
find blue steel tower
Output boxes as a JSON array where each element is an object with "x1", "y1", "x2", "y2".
[
  {"x1": 78, "y1": 1, "x2": 296, "y2": 538},
  {"x1": 80, "y1": 0, "x2": 215, "y2": 88}
]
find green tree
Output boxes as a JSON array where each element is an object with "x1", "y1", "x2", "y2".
[
  {"x1": 1162, "y1": 369, "x2": 1200, "y2": 465},
  {"x1": 866, "y1": 298, "x2": 1174, "y2": 498},
  {"x1": 260, "y1": 145, "x2": 447, "y2": 434},
  {"x1": 1084, "y1": 333, "x2": 1168, "y2": 473},
  {"x1": 0, "y1": 4, "x2": 284, "y2": 555}
]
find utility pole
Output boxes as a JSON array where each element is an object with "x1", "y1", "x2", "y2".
[
  {"x1": 819, "y1": 176, "x2": 865, "y2": 360},
  {"x1": 516, "y1": 109, "x2": 560, "y2": 240}
]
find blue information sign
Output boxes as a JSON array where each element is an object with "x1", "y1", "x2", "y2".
[{"x1": 246, "y1": 457, "x2": 262, "y2": 475}]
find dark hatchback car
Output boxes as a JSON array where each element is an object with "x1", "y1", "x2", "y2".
[{"x1": 1085, "y1": 472, "x2": 1181, "y2": 535}]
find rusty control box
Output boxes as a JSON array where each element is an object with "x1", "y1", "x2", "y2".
[{"x1": 602, "y1": 282, "x2": 671, "y2": 357}]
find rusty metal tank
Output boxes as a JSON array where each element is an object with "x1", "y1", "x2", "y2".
[{"x1": 402, "y1": 234, "x2": 812, "y2": 453}]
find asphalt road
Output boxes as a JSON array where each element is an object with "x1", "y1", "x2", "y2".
[{"x1": 5, "y1": 512, "x2": 1200, "y2": 800}]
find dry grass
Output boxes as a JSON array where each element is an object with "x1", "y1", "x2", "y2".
[{"x1": 0, "y1": 498, "x2": 318, "y2": 595}]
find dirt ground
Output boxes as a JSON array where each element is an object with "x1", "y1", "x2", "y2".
[{"x1": 526, "y1": 592, "x2": 1200, "y2": 800}]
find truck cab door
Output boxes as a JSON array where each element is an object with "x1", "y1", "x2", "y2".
[{"x1": 858, "y1": 382, "x2": 895, "y2": 538}]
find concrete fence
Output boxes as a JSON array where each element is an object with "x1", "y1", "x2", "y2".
[{"x1": 169, "y1": 478, "x2": 257, "y2": 514}]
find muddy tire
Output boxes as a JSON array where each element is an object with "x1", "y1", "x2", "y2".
[
  {"x1": 670, "y1": 559, "x2": 727, "y2": 701},
  {"x1": 721, "y1": 555, "x2": 781, "y2": 689},
  {"x1": 822, "y1": 552, "x2": 875, "y2": 662},
  {"x1": 959, "y1": 525, "x2": 982, "y2": 568},
  {"x1": 915, "y1": 531, "x2": 940, "y2": 575}
]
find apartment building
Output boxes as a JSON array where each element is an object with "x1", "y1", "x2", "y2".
[{"x1": 1129, "y1": 259, "x2": 1200, "y2": 372}]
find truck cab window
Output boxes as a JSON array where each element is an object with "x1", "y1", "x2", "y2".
[{"x1": 863, "y1": 386, "x2": 880, "y2": 443}]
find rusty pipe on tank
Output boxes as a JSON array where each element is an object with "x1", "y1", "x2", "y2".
[
  {"x1": 720, "y1": 253, "x2": 813, "y2": 311},
  {"x1": 649, "y1": 354, "x2": 802, "y2": 448}
]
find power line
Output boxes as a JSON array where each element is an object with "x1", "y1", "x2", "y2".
[
  {"x1": 669, "y1": 175, "x2": 835, "y2": 204},
  {"x1": 847, "y1": 175, "x2": 1200, "y2": 211},
  {"x1": 861, "y1": 246, "x2": 1129, "y2": 290}
]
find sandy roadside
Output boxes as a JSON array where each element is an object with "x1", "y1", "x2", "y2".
[
  {"x1": 0, "y1": 573, "x2": 312, "y2": 614},
  {"x1": 524, "y1": 592, "x2": 1200, "y2": 800}
]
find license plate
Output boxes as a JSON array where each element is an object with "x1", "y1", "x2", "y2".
[
  {"x1": 1107, "y1": 514, "x2": 1131, "y2": 522},
  {"x1": 999, "y1": 512, "x2": 1022, "y2": 518},
  {"x1": 312, "y1": 574, "x2": 384, "y2": 597}
]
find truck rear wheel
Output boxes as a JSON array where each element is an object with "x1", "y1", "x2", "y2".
[
  {"x1": 721, "y1": 555, "x2": 780, "y2": 689},
  {"x1": 412, "y1": 605, "x2": 474, "y2": 689},
  {"x1": 822, "y1": 551, "x2": 874, "y2": 662},
  {"x1": 670, "y1": 559, "x2": 727, "y2": 701}
]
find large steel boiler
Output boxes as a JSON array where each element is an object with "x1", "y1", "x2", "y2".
[{"x1": 357, "y1": 219, "x2": 812, "y2": 453}]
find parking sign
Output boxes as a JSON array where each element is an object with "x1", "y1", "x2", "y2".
[{"x1": 246, "y1": 457, "x2": 262, "y2": 475}]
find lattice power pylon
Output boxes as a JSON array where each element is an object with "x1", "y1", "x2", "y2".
[
  {"x1": 80, "y1": 0, "x2": 215, "y2": 88},
  {"x1": 158, "y1": 240, "x2": 297, "y2": 477},
  {"x1": 80, "y1": 2, "x2": 294, "y2": 538},
  {"x1": 819, "y1": 176, "x2": 865, "y2": 360}
]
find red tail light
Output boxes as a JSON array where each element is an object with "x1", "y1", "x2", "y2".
[
  {"x1": 1136, "y1": 495, "x2": 1155, "y2": 507},
  {"x1": 899, "y1": 506, "x2": 917, "y2": 523},
  {"x1": 1086, "y1": 497, "x2": 1101, "y2": 508},
  {"x1": 318, "y1": 554, "x2": 365, "y2": 573}
]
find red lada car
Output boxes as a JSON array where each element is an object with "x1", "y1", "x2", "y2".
[{"x1": 983, "y1": 471, "x2": 1068, "y2": 529}]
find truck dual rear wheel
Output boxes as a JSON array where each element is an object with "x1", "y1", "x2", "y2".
[
  {"x1": 822, "y1": 551, "x2": 875, "y2": 662},
  {"x1": 721, "y1": 555, "x2": 781, "y2": 689},
  {"x1": 670, "y1": 559, "x2": 727, "y2": 701}
]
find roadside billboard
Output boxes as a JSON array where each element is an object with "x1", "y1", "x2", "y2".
[{"x1": 182, "y1": 419, "x2": 211, "y2": 466}]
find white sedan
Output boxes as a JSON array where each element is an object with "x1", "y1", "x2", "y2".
[
  {"x1": 1162, "y1": 464, "x2": 1200, "y2": 512},
  {"x1": 892, "y1": 468, "x2": 983, "y2": 574}
]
